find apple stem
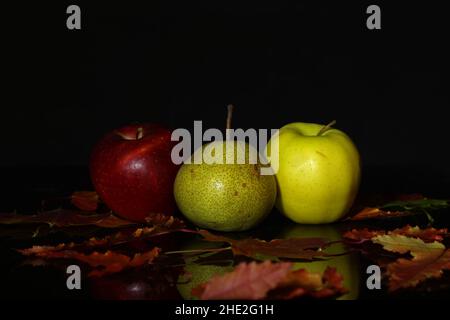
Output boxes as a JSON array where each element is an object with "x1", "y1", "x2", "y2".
[
  {"x1": 317, "y1": 120, "x2": 337, "y2": 136},
  {"x1": 136, "y1": 127, "x2": 144, "y2": 140},
  {"x1": 226, "y1": 104, "x2": 234, "y2": 140}
]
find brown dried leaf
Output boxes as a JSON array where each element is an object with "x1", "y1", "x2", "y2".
[
  {"x1": 386, "y1": 249, "x2": 450, "y2": 291},
  {"x1": 193, "y1": 261, "x2": 292, "y2": 300},
  {"x1": 145, "y1": 214, "x2": 186, "y2": 230},
  {"x1": 343, "y1": 225, "x2": 448, "y2": 243},
  {"x1": 390, "y1": 225, "x2": 448, "y2": 242},
  {"x1": 198, "y1": 230, "x2": 328, "y2": 260},
  {"x1": 19, "y1": 246, "x2": 160, "y2": 277},
  {"x1": 371, "y1": 235, "x2": 450, "y2": 291},
  {"x1": 192, "y1": 261, "x2": 347, "y2": 300},
  {"x1": 71, "y1": 191, "x2": 100, "y2": 211},
  {"x1": 347, "y1": 207, "x2": 410, "y2": 221},
  {"x1": 0, "y1": 209, "x2": 136, "y2": 228}
]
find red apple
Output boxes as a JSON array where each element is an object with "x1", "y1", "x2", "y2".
[{"x1": 90, "y1": 123, "x2": 179, "y2": 222}]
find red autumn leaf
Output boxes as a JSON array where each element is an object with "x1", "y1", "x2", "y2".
[
  {"x1": 71, "y1": 191, "x2": 100, "y2": 211},
  {"x1": 19, "y1": 246, "x2": 160, "y2": 277},
  {"x1": 16, "y1": 216, "x2": 190, "y2": 253},
  {"x1": 390, "y1": 225, "x2": 448, "y2": 242},
  {"x1": 343, "y1": 225, "x2": 448, "y2": 243},
  {"x1": 269, "y1": 267, "x2": 347, "y2": 299},
  {"x1": 371, "y1": 235, "x2": 450, "y2": 291},
  {"x1": 192, "y1": 261, "x2": 347, "y2": 300},
  {"x1": 145, "y1": 213, "x2": 187, "y2": 230},
  {"x1": 343, "y1": 228, "x2": 384, "y2": 242},
  {"x1": 198, "y1": 230, "x2": 329, "y2": 260},
  {"x1": 193, "y1": 261, "x2": 292, "y2": 300},
  {"x1": 0, "y1": 209, "x2": 136, "y2": 228}
]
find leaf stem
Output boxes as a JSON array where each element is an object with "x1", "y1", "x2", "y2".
[{"x1": 164, "y1": 246, "x2": 231, "y2": 255}]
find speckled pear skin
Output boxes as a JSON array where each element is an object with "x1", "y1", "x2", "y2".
[{"x1": 174, "y1": 141, "x2": 277, "y2": 232}]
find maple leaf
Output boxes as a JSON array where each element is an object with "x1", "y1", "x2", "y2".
[
  {"x1": 371, "y1": 234, "x2": 450, "y2": 291},
  {"x1": 0, "y1": 209, "x2": 136, "y2": 228},
  {"x1": 71, "y1": 191, "x2": 100, "y2": 211},
  {"x1": 19, "y1": 246, "x2": 160, "y2": 277},
  {"x1": 192, "y1": 261, "x2": 347, "y2": 300},
  {"x1": 198, "y1": 230, "x2": 328, "y2": 260}
]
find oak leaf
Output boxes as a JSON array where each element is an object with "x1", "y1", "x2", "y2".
[
  {"x1": 0, "y1": 209, "x2": 136, "y2": 228},
  {"x1": 16, "y1": 216, "x2": 189, "y2": 253},
  {"x1": 371, "y1": 235, "x2": 450, "y2": 291},
  {"x1": 343, "y1": 225, "x2": 447, "y2": 243},
  {"x1": 192, "y1": 261, "x2": 347, "y2": 300},
  {"x1": 198, "y1": 230, "x2": 328, "y2": 260},
  {"x1": 19, "y1": 246, "x2": 160, "y2": 277},
  {"x1": 193, "y1": 261, "x2": 292, "y2": 300}
]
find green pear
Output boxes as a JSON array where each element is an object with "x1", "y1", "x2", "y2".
[{"x1": 174, "y1": 140, "x2": 277, "y2": 232}]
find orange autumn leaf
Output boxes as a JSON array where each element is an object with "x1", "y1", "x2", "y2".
[
  {"x1": 19, "y1": 246, "x2": 160, "y2": 277},
  {"x1": 16, "y1": 217, "x2": 189, "y2": 254},
  {"x1": 386, "y1": 249, "x2": 450, "y2": 291},
  {"x1": 348, "y1": 207, "x2": 410, "y2": 221},
  {"x1": 371, "y1": 235, "x2": 450, "y2": 291},
  {"x1": 390, "y1": 225, "x2": 448, "y2": 242}
]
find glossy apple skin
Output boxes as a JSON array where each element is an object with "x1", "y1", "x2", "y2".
[
  {"x1": 267, "y1": 122, "x2": 360, "y2": 224},
  {"x1": 90, "y1": 124, "x2": 179, "y2": 222}
]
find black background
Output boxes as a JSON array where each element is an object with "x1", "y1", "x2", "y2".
[
  {"x1": 2, "y1": 1, "x2": 450, "y2": 192},
  {"x1": 1, "y1": 1, "x2": 450, "y2": 302}
]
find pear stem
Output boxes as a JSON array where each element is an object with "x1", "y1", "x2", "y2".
[
  {"x1": 136, "y1": 127, "x2": 144, "y2": 140},
  {"x1": 226, "y1": 104, "x2": 234, "y2": 140},
  {"x1": 317, "y1": 120, "x2": 336, "y2": 136}
]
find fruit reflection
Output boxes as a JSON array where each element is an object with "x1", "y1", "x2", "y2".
[
  {"x1": 177, "y1": 238, "x2": 233, "y2": 300},
  {"x1": 177, "y1": 224, "x2": 360, "y2": 300},
  {"x1": 276, "y1": 223, "x2": 360, "y2": 300}
]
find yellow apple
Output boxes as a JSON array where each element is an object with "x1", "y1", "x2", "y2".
[{"x1": 267, "y1": 122, "x2": 360, "y2": 224}]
